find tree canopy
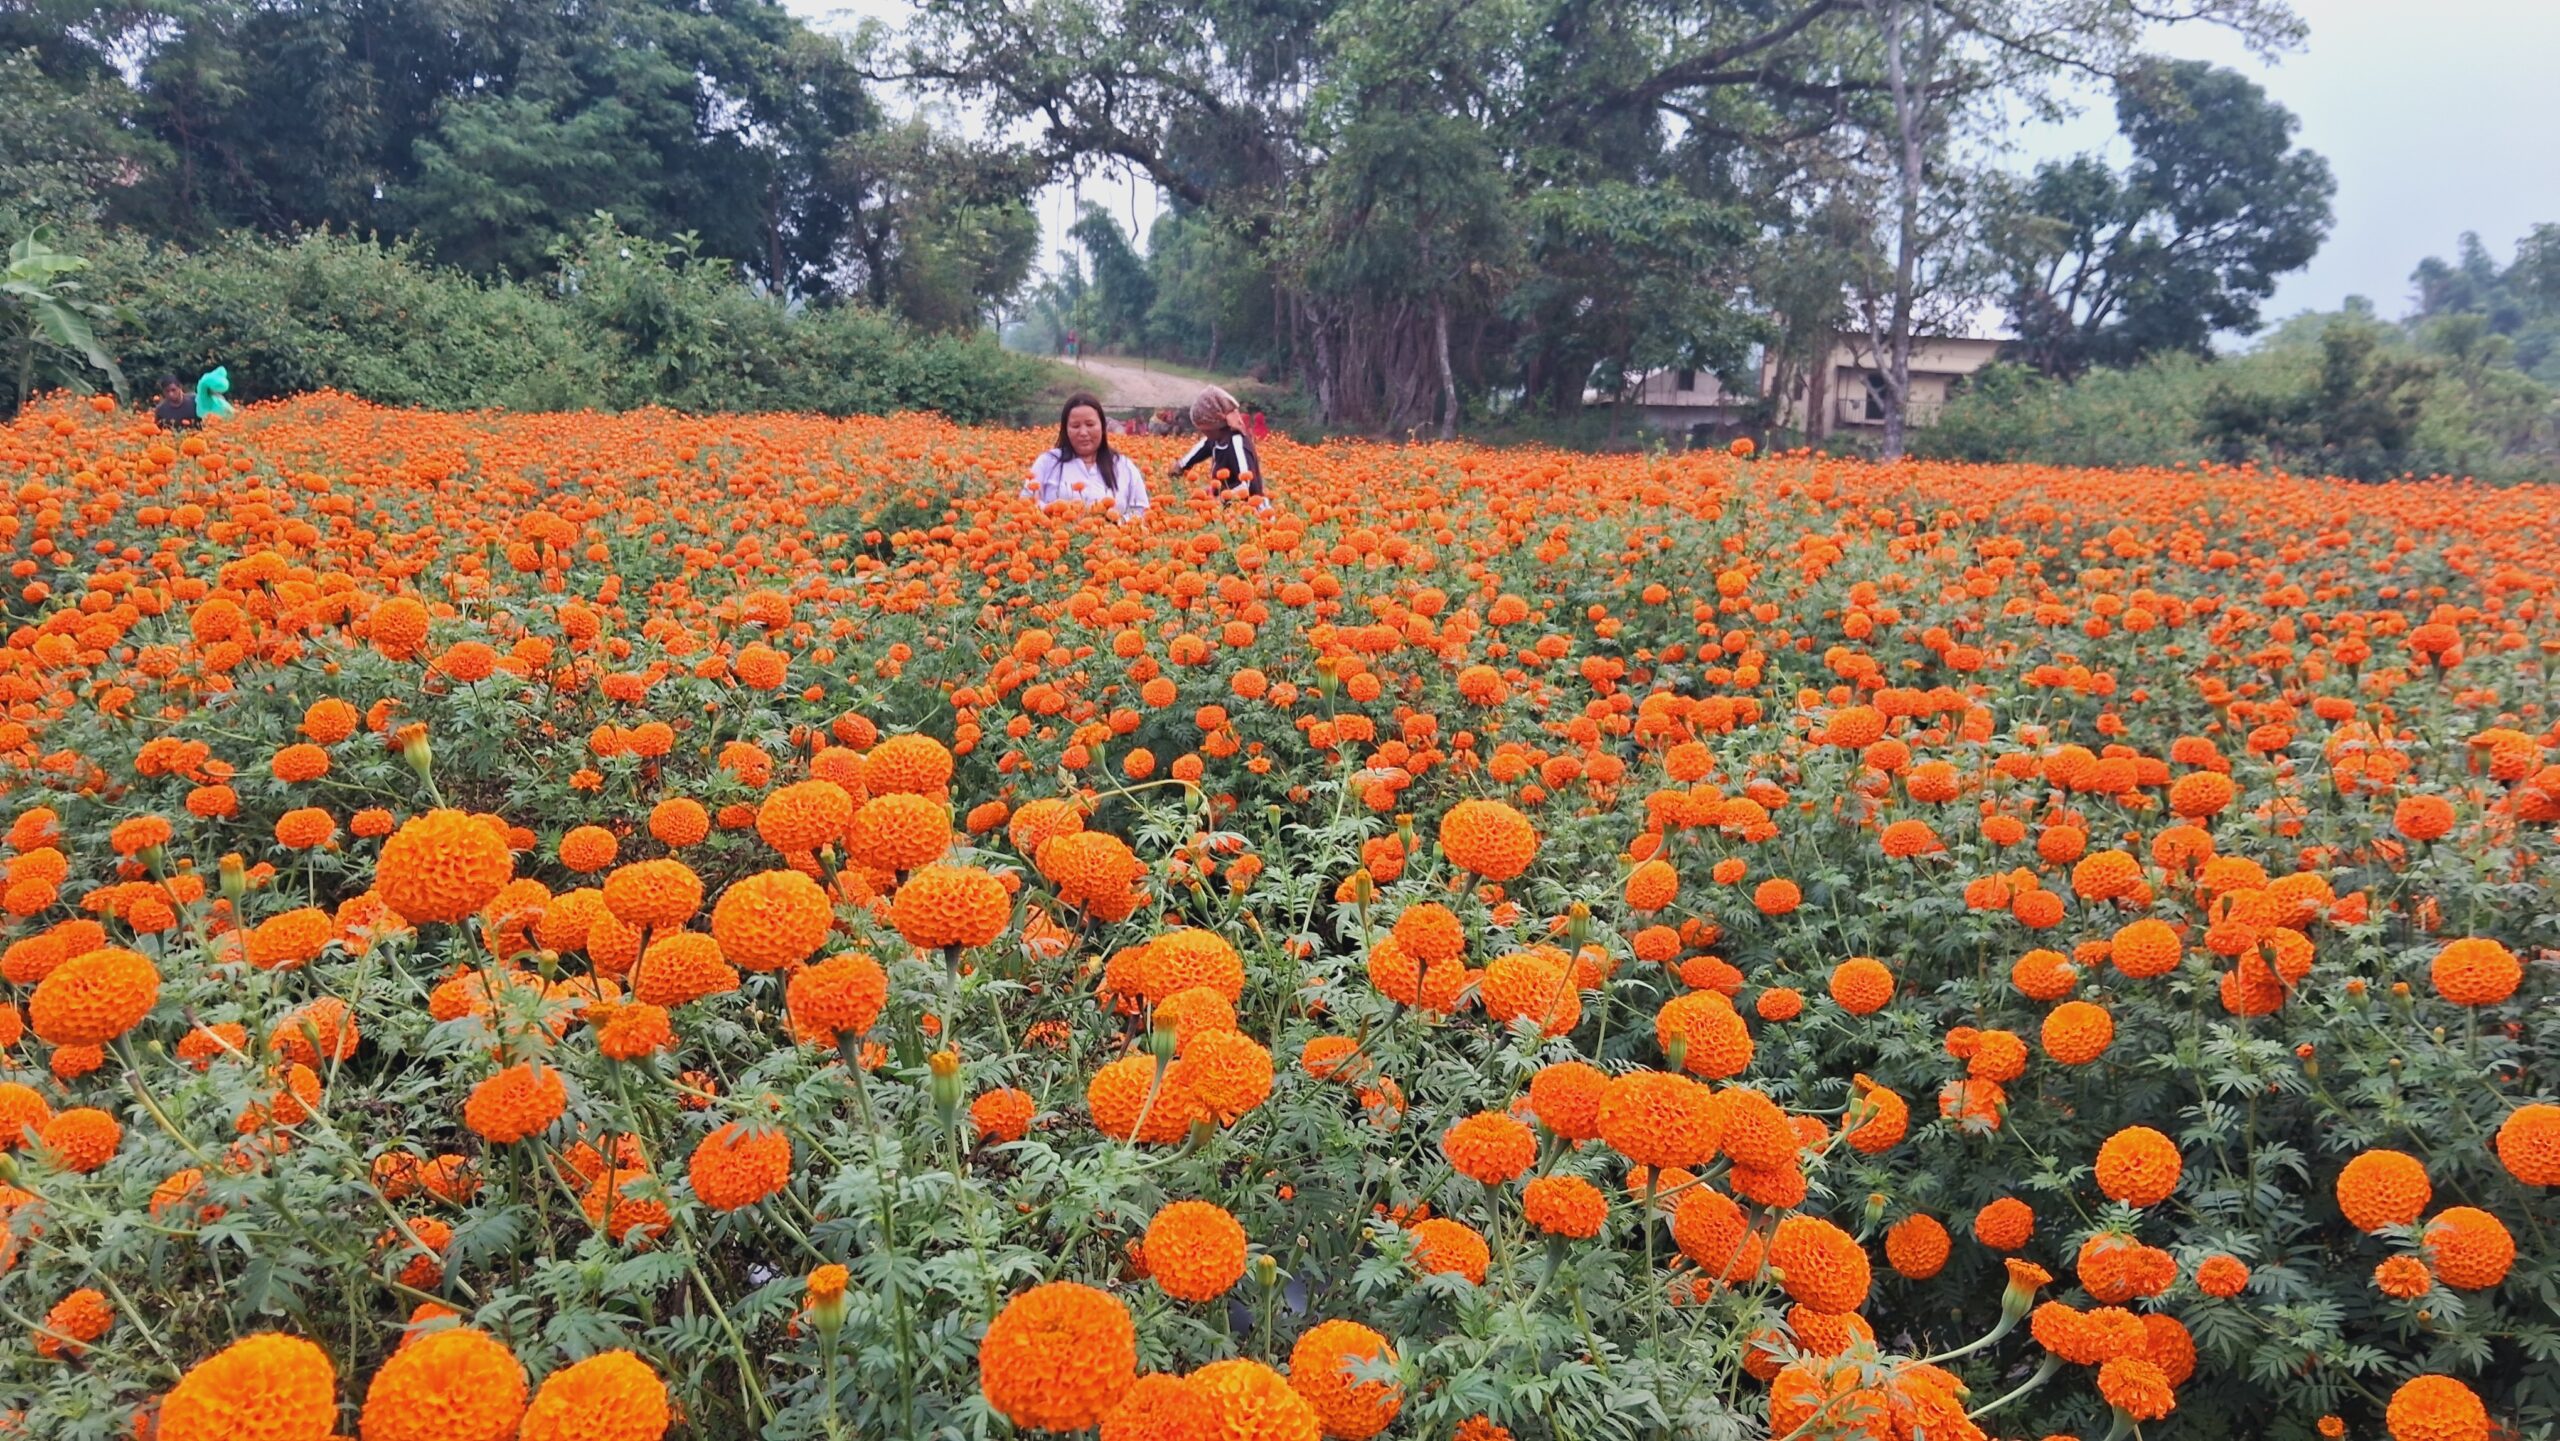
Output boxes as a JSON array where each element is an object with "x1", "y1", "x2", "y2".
[
  {"x1": 5, "y1": 0, "x2": 1035, "y2": 326},
  {"x1": 1991, "y1": 57, "x2": 2334, "y2": 379}
]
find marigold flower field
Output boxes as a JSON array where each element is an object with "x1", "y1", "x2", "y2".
[{"x1": 0, "y1": 392, "x2": 2555, "y2": 1441}]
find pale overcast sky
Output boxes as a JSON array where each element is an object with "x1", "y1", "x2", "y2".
[{"x1": 787, "y1": 0, "x2": 2560, "y2": 327}]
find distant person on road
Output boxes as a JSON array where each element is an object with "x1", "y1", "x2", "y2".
[
  {"x1": 151, "y1": 376, "x2": 198, "y2": 431},
  {"x1": 1024, "y1": 392, "x2": 1149, "y2": 521},
  {"x1": 1175, "y1": 385, "x2": 1267, "y2": 505}
]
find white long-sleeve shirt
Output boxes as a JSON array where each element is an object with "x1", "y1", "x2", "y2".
[{"x1": 1024, "y1": 449, "x2": 1150, "y2": 518}]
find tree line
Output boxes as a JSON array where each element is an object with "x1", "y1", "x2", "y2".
[
  {"x1": 919, "y1": 0, "x2": 2327, "y2": 448},
  {"x1": 1926, "y1": 224, "x2": 2560, "y2": 482}
]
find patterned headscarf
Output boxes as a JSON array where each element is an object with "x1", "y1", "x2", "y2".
[{"x1": 1190, "y1": 385, "x2": 1241, "y2": 430}]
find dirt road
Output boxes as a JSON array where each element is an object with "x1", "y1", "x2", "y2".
[{"x1": 1063, "y1": 357, "x2": 1230, "y2": 411}]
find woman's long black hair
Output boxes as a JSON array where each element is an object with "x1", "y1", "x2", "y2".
[{"x1": 1052, "y1": 392, "x2": 1122, "y2": 496}]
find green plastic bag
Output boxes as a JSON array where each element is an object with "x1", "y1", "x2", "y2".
[{"x1": 195, "y1": 366, "x2": 234, "y2": 420}]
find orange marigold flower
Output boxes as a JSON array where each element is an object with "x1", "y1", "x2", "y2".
[
  {"x1": 1102, "y1": 1374, "x2": 1214, "y2": 1441},
  {"x1": 34, "y1": 1286, "x2": 113, "y2": 1359},
  {"x1": 1391, "y1": 901, "x2": 1466, "y2": 965},
  {"x1": 29, "y1": 946, "x2": 159, "y2": 1046},
  {"x1": 2429, "y1": 937, "x2": 2521, "y2": 1007},
  {"x1": 891, "y1": 864, "x2": 1010, "y2": 950},
  {"x1": 1040, "y1": 831, "x2": 1148, "y2": 921},
  {"x1": 688, "y1": 1121, "x2": 791, "y2": 1212},
  {"x1": 1479, "y1": 950, "x2": 1579, "y2": 1035},
  {"x1": 1441, "y1": 1111, "x2": 1536, "y2": 1185},
  {"x1": 1768, "y1": 1215, "x2": 1871, "y2": 1313},
  {"x1": 579, "y1": 1168, "x2": 670, "y2": 1247},
  {"x1": 2096, "y1": 1356, "x2": 2175, "y2": 1422},
  {"x1": 1191, "y1": 1358, "x2": 1321, "y2": 1441},
  {"x1": 2168, "y1": 770, "x2": 2235, "y2": 818},
  {"x1": 2195, "y1": 1253, "x2": 2250, "y2": 1298},
  {"x1": 2496, "y1": 1103, "x2": 2560, "y2": 1186},
  {"x1": 2110, "y1": 918, "x2": 2182, "y2": 979},
  {"x1": 602, "y1": 858, "x2": 703, "y2": 931},
  {"x1": 1144, "y1": 1200, "x2": 1248, "y2": 1303},
  {"x1": 1153, "y1": 986, "x2": 1236, "y2": 1049},
  {"x1": 978, "y1": 1282, "x2": 1137, "y2": 1432},
  {"x1": 158, "y1": 1334, "x2": 339, "y2": 1441},
  {"x1": 866, "y1": 733, "x2": 955, "y2": 797},
  {"x1": 246, "y1": 907, "x2": 332, "y2": 971},
  {"x1": 1754, "y1": 986, "x2": 1804, "y2": 1021},
  {"x1": 1672, "y1": 1186, "x2": 1762, "y2": 1283},
  {"x1": 1406, "y1": 1217, "x2": 1490, "y2": 1284},
  {"x1": 2094, "y1": 1126, "x2": 2181, "y2": 1207},
  {"x1": 2393, "y1": 793, "x2": 2456, "y2": 842},
  {"x1": 1596, "y1": 1070, "x2": 1718, "y2": 1170},
  {"x1": 1522, "y1": 1174, "x2": 1607, "y2": 1239},
  {"x1": 787, "y1": 953, "x2": 889, "y2": 1043},
  {"x1": 1088, "y1": 1053, "x2": 1204, "y2": 1144},
  {"x1": 1655, "y1": 991, "x2": 1753, "y2": 1078},
  {"x1": 709, "y1": 868, "x2": 834, "y2": 972},
  {"x1": 558, "y1": 825, "x2": 618, "y2": 874},
  {"x1": 1716, "y1": 1088, "x2": 1797, "y2": 1170},
  {"x1": 850, "y1": 792, "x2": 951, "y2": 872},
  {"x1": 2040, "y1": 1000, "x2": 2115, "y2": 1065},
  {"x1": 970, "y1": 1087, "x2": 1036, "y2": 1143},
  {"x1": 2374, "y1": 1254, "x2": 2433, "y2": 1299},
  {"x1": 1526, "y1": 1060, "x2": 1609, "y2": 1141},
  {"x1": 2144, "y1": 1311, "x2": 2197, "y2": 1385},
  {"x1": 1624, "y1": 858, "x2": 1679, "y2": 911},
  {"x1": 1884, "y1": 1213, "x2": 1951, "y2": 1280},
  {"x1": 1752, "y1": 878, "x2": 1801, "y2": 915},
  {"x1": 1437, "y1": 799, "x2": 1537, "y2": 881},
  {"x1": 1967, "y1": 1027, "x2": 2028, "y2": 1082},
  {"x1": 1144, "y1": 929, "x2": 1247, "y2": 1004},
  {"x1": 1974, "y1": 1196, "x2": 2035, "y2": 1251},
  {"x1": 1008, "y1": 797, "x2": 1086, "y2": 857},
  {"x1": 1844, "y1": 1076, "x2": 1909, "y2": 1154},
  {"x1": 630, "y1": 931, "x2": 737, "y2": 1008},
  {"x1": 376, "y1": 809, "x2": 515, "y2": 925},
  {"x1": 272, "y1": 997, "x2": 359, "y2": 1067},
  {"x1": 756, "y1": 780, "x2": 855, "y2": 855},
  {"x1": 2423, "y1": 1206, "x2": 2515, "y2": 1290},
  {"x1": 357, "y1": 1327, "x2": 528, "y2": 1441},
  {"x1": 1170, "y1": 1030, "x2": 1273, "y2": 1123},
  {"x1": 0, "y1": 1082, "x2": 51, "y2": 1149},
  {"x1": 648, "y1": 798, "x2": 710, "y2": 849},
  {"x1": 2337, "y1": 1149, "x2": 2432, "y2": 1233},
  {"x1": 1287, "y1": 1319, "x2": 1401, "y2": 1440},
  {"x1": 1827, "y1": 956, "x2": 1894, "y2": 1014},
  {"x1": 517, "y1": 1350, "x2": 673, "y2": 1441},
  {"x1": 463, "y1": 1063, "x2": 567, "y2": 1145},
  {"x1": 2386, "y1": 1375, "x2": 2489, "y2": 1441}
]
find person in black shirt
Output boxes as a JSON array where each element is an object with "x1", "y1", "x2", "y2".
[
  {"x1": 151, "y1": 376, "x2": 198, "y2": 431},
  {"x1": 1175, "y1": 385, "x2": 1268, "y2": 504}
]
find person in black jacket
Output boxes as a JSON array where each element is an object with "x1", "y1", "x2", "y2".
[
  {"x1": 150, "y1": 376, "x2": 198, "y2": 431},
  {"x1": 1174, "y1": 386, "x2": 1268, "y2": 504}
]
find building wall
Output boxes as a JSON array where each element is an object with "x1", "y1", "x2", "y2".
[{"x1": 1770, "y1": 334, "x2": 2006, "y2": 439}]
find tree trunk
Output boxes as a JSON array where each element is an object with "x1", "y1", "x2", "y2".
[
  {"x1": 1434, "y1": 296, "x2": 1458, "y2": 441},
  {"x1": 1876, "y1": 0, "x2": 1924, "y2": 460}
]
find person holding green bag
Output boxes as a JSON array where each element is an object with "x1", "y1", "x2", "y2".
[{"x1": 194, "y1": 366, "x2": 235, "y2": 420}]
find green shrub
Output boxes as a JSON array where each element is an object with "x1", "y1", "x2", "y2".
[
  {"x1": 75, "y1": 218, "x2": 1040, "y2": 421},
  {"x1": 1919, "y1": 359, "x2": 2213, "y2": 469}
]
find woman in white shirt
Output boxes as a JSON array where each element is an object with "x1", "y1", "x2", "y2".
[{"x1": 1024, "y1": 392, "x2": 1150, "y2": 520}]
